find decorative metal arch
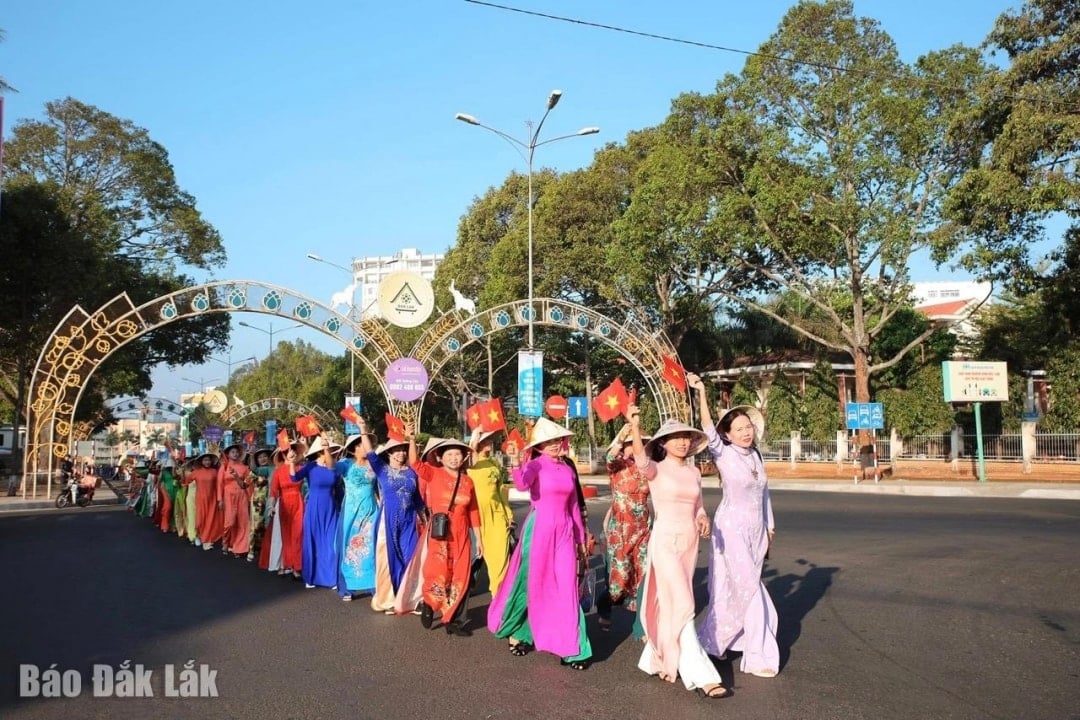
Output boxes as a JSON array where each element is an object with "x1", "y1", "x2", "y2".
[
  {"x1": 71, "y1": 395, "x2": 190, "y2": 442},
  {"x1": 24, "y1": 285, "x2": 684, "y2": 497},
  {"x1": 407, "y1": 298, "x2": 688, "y2": 423},
  {"x1": 24, "y1": 280, "x2": 406, "y2": 492},
  {"x1": 219, "y1": 397, "x2": 337, "y2": 433}
]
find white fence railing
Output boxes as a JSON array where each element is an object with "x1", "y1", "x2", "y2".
[{"x1": 757, "y1": 432, "x2": 1080, "y2": 464}]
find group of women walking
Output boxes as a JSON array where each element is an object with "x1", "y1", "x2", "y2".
[{"x1": 127, "y1": 383, "x2": 779, "y2": 698}]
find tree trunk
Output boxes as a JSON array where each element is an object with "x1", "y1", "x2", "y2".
[{"x1": 853, "y1": 345, "x2": 872, "y2": 449}]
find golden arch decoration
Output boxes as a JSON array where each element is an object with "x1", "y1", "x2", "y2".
[
  {"x1": 219, "y1": 398, "x2": 337, "y2": 433},
  {"x1": 25, "y1": 285, "x2": 685, "y2": 497},
  {"x1": 405, "y1": 298, "x2": 688, "y2": 423},
  {"x1": 24, "y1": 280, "x2": 408, "y2": 494}
]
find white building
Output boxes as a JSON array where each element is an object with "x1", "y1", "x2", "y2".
[{"x1": 352, "y1": 247, "x2": 444, "y2": 319}]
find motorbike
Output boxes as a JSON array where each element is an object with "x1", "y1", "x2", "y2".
[{"x1": 55, "y1": 477, "x2": 94, "y2": 508}]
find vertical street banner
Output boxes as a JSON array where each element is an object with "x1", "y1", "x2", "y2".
[
  {"x1": 343, "y1": 395, "x2": 363, "y2": 434},
  {"x1": 517, "y1": 350, "x2": 544, "y2": 417},
  {"x1": 265, "y1": 419, "x2": 277, "y2": 448}
]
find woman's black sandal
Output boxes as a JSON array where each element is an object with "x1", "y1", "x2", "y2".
[{"x1": 508, "y1": 641, "x2": 531, "y2": 656}]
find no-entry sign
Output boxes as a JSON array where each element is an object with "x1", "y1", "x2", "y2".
[{"x1": 545, "y1": 395, "x2": 568, "y2": 419}]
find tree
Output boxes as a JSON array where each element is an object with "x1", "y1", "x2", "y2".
[
  {"x1": 619, "y1": 1, "x2": 993, "y2": 422},
  {"x1": 4, "y1": 97, "x2": 225, "y2": 272},
  {"x1": 947, "y1": 0, "x2": 1079, "y2": 280},
  {"x1": 1, "y1": 100, "x2": 232, "y2": 427}
]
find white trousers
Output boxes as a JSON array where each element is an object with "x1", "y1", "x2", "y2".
[{"x1": 638, "y1": 619, "x2": 723, "y2": 690}]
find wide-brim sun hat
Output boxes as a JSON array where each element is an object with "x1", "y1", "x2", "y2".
[
  {"x1": 524, "y1": 417, "x2": 574, "y2": 451},
  {"x1": 645, "y1": 419, "x2": 709, "y2": 456},
  {"x1": 221, "y1": 442, "x2": 244, "y2": 455},
  {"x1": 195, "y1": 452, "x2": 219, "y2": 465},
  {"x1": 717, "y1": 405, "x2": 766, "y2": 439}
]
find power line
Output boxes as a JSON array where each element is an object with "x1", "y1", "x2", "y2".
[{"x1": 462, "y1": 0, "x2": 1080, "y2": 113}]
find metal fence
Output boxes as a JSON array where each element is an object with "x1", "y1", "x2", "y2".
[{"x1": 754, "y1": 432, "x2": 1080, "y2": 464}]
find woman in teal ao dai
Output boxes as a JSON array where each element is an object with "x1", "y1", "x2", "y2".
[{"x1": 336, "y1": 433, "x2": 379, "y2": 600}]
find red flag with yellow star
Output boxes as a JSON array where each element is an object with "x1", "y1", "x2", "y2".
[
  {"x1": 340, "y1": 405, "x2": 362, "y2": 426},
  {"x1": 385, "y1": 413, "x2": 406, "y2": 441},
  {"x1": 276, "y1": 429, "x2": 291, "y2": 451},
  {"x1": 480, "y1": 397, "x2": 507, "y2": 432},
  {"x1": 295, "y1": 415, "x2": 321, "y2": 438},
  {"x1": 593, "y1": 378, "x2": 629, "y2": 423},
  {"x1": 662, "y1": 354, "x2": 687, "y2": 392},
  {"x1": 502, "y1": 428, "x2": 527, "y2": 456},
  {"x1": 465, "y1": 401, "x2": 485, "y2": 431}
]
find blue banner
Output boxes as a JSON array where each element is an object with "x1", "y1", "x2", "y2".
[
  {"x1": 517, "y1": 350, "x2": 544, "y2": 417},
  {"x1": 343, "y1": 395, "x2": 362, "y2": 434},
  {"x1": 265, "y1": 419, "x2": 277, "y2": 447}
]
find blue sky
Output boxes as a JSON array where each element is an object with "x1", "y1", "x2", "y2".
[{"x1": 1, "y1": 0, "x2": 1023, "y2": 402}]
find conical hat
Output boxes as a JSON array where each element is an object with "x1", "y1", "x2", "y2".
[
  {"x1": 717, "y1": 405, "x2": 766, "y2": 439},
  {"x1": 472, "y1": 429, "x2": 501, "y2": 447},
  {"x1": 433, "y1": 438, "x2": 470, "y2": 458},
  {"x1": 420, "y1": 437, "x2": 446, "y2": 462},
  {"x1": 375, "y1": 438, "x2": 409, "y2": 456},
  {"x1": 304, "y1": 436, "x2": 330, "y2": 459},
  {"x1": 645, "y1": 419, "x2": 709, "y2": 456},
  {"x1": 524, "y1": 417, "x2": 574, "y2": 451}
]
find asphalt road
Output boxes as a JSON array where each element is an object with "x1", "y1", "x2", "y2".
[{"x1": 1, "y1": 491, "x2": 1078, "y2": 720}]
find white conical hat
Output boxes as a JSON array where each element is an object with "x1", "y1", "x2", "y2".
[
  {"x1": 524, "y1": 417, "x2": 574, "y2": 451},
  {"x1": 420, "y1": 437, "x2": 446, "y2": 462},
  {"x1": 645, "y1": 419, "x2": 709, "y2": 456},
  {"x1": 304, "y1": 436, "x2": 329, "y2": 459}
]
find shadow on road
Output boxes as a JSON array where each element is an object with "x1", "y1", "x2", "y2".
[{"x1": 766, "y1": 558, "x2": 839, "y2": 670}]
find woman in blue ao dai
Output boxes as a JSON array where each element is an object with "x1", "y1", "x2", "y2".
[
  {"x1": 289, "y1": 434, "x2": 342, "y2": 591},
  {"x1": 366, "y1": 432, "x2": 425, "y2": 613}
]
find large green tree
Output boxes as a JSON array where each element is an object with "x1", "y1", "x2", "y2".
[
  {"x1": 1, "y1": 99, "x2": 231, "y2": 434},
  {"x1": 619, "y1": 1, "x2": 993, "y2": 415}
]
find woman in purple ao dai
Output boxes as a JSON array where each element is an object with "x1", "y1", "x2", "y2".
[{"x1": 689, "y1": 373, "x2": 780, "y2": 678}]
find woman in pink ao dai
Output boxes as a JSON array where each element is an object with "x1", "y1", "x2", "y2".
[{"x1": 628, "y1": 405, "x2": 728, "y2": 700}]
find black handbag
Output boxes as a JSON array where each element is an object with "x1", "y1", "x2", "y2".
[{"x1": 430, "y1": 468, "x2": 462, "y2": 541}]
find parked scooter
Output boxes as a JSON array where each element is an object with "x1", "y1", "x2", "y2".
[{"x1": 55, "y1": 477, "x2": 94, "y2": 508}]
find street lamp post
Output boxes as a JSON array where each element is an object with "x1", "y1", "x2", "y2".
[
  {"x1": 456, "y1": 90, "x2": 599, "y2": 348},
  {"x1": 238, "y1": 320, "x2": 304, "y2": 397},
  {"x1": 306, "y1": 253, "x2": 357, "y2": 394},
  {"x1": 206, "y1": 351, "x2": 256, "y2": 406},
  {"x1": 181, "y1": 376, "x2": 222, "y2": 394}
]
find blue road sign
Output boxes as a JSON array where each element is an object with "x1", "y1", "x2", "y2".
[
  {"x1": 847, "y1": 402, "x2": 885, "y2": 430},
  {"x1": 567, "y1": 396, "x2": 589, "y2": 419},
  {"x1": 845, "y1": 402, "x2": 860, "y2": 430}
]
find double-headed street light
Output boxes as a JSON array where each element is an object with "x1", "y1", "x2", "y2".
[
  {"x1": 238, "y1": 320, "x2": 304, "y2": 397},
  {"x1": 456, "y1": 89, "x2": 599, "y2": 349},
  {"x1": 181, "y1": 376, "x2": 221, "y2": 394},
  {"x1": 307, "y1": 253, "x2": 358, "y2": 394},
  {"x1": 206, "y1": 351, "x2": 256, "y2": 404}
]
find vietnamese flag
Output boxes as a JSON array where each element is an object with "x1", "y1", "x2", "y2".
[
  {"x1": 502, "y1": 427, "x2": 527, "y2": 456},
  {"x1": 480, "y1": 397, "x2": 507, "y2": 432},
  {"x1": 385, "y1": 413, "x2": 406, "y2": 441},
  {"x1": 340, "y1": 405, "x2": 362, "y2": 426},
  {"x1": 593, "y1": 378, "x2": 630, "y2": 423},
  {"x1": 243, "y1": 430, "x2": 257, "y2": 449},
  {"x1": 295, "y1": 415, "x2": 321, "y2": 438},
  {"x1": 662, "y1": 354, "x2": 687, "y2": 392},
  {"x1": 465, "y1": 401, "x2": 485, "y2": 431},
  {"x1": 276, "y1": 429, "x2": 291, "y2": 451}
]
